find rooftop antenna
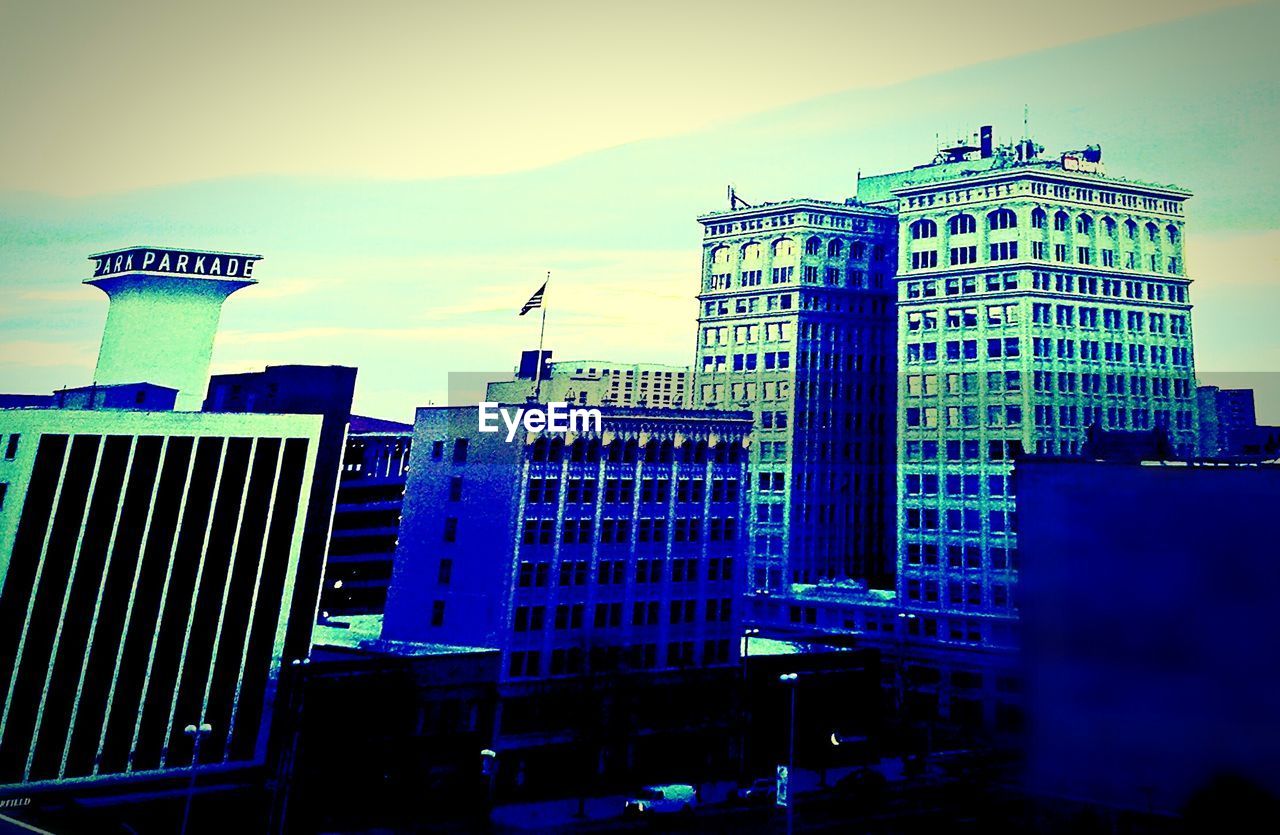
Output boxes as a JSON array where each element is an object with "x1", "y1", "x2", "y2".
[
  {"x1": 1023, "y1": 104, "x2": 1029, "y2": 140},
  {"x1": 727, "y1": 184, "x2": 752, "y2": 209}
]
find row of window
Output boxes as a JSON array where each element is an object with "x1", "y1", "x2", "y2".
[
  {"x1": 905, "y1": 338, "x2": 1191, "y2": 367},
  {"x1": 903, "y1": 370, "x2": 1194, "y2": 400},
  {"x1": 513, "y1": 596, "x2": 734, "y2": 634},
  {"x1": 909, "y1": 210, "x2": 1180, "y2": 243},
  {"x1": 902, "y1": 272, "x2": 1188, "y2": 302},
  {"x1": 525, "y1": 476, "x2": 740, "y2": 505},
  {"x1": 514, "y1": 555, "x2": 734, "y2": 589},
  {"x1": 519, "y1": 516, "x2": 737, "y2": 546}
]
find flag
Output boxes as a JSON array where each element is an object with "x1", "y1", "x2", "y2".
[{"x1": 520, "y1": 281, "x2": 546, "y2": 316}]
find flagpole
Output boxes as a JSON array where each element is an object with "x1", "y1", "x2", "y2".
[{"x1": 533, "y1": 271, "x2": 549, "y2": 402}]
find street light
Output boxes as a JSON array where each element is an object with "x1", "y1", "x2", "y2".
[
  {"x1": 739, "y1": 628, "x2": 761, "y2": 777},
  {"x1": 180, "y1": 722, "x2": 213, "y2": 835},
  {"x1": 779, "y1": 673, "x2": 799, "y2": 835}
]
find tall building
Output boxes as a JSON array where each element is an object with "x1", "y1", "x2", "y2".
[
  {"x1": 0, "y1": 409, "x2": 321, "y2": 788},
  {"x1": 204, "y1": 365, "x2": 357, "y2": 657},
  {"x1": 860, "y1": 128, "x2": 1199, "y2": 647},
  {"x1": 692, "y1": 199, "x2": 898, "y2": 591},
  {"x1": 487, "y1": 354, "x2": 691, "y2": 408},
  {"x1": 0, "y1": 247, "x2": 330, "y2": 793},
  {"x1": 323, "y1": 415, "x2": 414, "y2": 616},
  {"x1": 382, "y1": 405, "x2": 751, "y2": 681}
]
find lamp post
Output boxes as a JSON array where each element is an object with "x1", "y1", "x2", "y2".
[
  {"x1": 779, "y1": 673, "x2": 798, "y2": 835},
  {"x1": 180, "y1": 722, "x2": 213, "y2": 835},
  {"x1": 739, "y1": 628, "x2": 760, "y2": 776}
]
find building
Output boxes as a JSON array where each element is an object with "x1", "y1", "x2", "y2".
[
  {"x1": 1015, "y1": 456, "x2": 1280, "y2": 814},
  {"x1": 692, "y1": 197, "x2": 898, "y2": 592},
  {"x1": 1197, "y1": 385, "x2": 1280, "y2": 459},
  {"x1": 0, "y1": 247, "x2": 333, "y2": 805},
  {"x1": 277, "y1": 616, "x2": 500, "y2": 832},
  {"x1": 486, "y1": 353, "x2": 691, "y2": 408},
  {"x1": 204, "y1": 365, "x2": 357, "y2": 658},
  {"x1": 381, "y1": 405, "x2": 753, "y2": 791},
  {"x1": 860, "y1": 127, "x2": 1199, "y2": 649},
  {"x1": 0, "y1": 408, "x2": 321, "y2": 791},
  {"x1": 323, "y1": 416, "x2": 414, "y2": 616},
  {"x1": 383, "y1": 405, "x2": 751, "y2": 679}
]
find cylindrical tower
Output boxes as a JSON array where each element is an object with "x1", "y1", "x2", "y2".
[{"x1": 86, "y1": 247, "x2": 261, "y2": 410}]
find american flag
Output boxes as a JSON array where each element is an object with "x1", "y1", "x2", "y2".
[{"x1": 519, "y1": 281, "x2": 546, "y2": 316}]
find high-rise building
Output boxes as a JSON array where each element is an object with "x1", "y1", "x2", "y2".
[
  {"x1": 382, "y1": 405, "x2": 751, "y2": 681},
  {"x1": 204, "y1": 365, "x2": 357, "y2": 657},
  {"x1": 692, "y1": 199, "x2": 898, "y2": 591},
  {"x1": 487, "y1": 355, "x2": 691, "y2": 408},
  {"x1": 0, "y1": 247, "x2": 330, "y2": 792},
  {"x1": 0, "y1": 409, "x2": 322, "y2": 788},
  {"x1": 859, "y1": 128, "x2": 1198, "y2": 647}
]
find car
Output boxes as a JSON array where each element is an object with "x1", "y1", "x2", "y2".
[
  {"x1": 735, "y1": 778, "x2": 777, "y2": 805},
  {"x1": 623, "y1": 784, "x2": 697, "y2": 816}
]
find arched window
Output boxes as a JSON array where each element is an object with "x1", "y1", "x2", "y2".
[
  {"x1": 1053, "y1": 211, "x2": 1069, "y2": 232},
  {"x1": 1102, "y1": 216, "x2": 1117, "y2": 237},
  {"x1": 804, "y1": 236, "x2": 822, "y2": 256},
  {"x1": 910, "y1": 219, "x2": 938, "y2": 240},
  {"x1": 1125, "y1": 219, "x2": 1138, "y2": 239},
  {"x1": 827, "y1": 239, "x2": 844, "y2": 257},
  {"x1": 1166, "y1": 224, "x2": 1179, "y2": 245},
  {"x1": 1031, "y1": 208, "x2": 1047, "y2": 229},
  {"x1": 1075, "y1": 214, "x2": 1093, "y2": 235},
  {"x1": 772, "y1": 238, "x2": 796, "y2": 258},
  {"x1": 1145, "y1": 222, "x2": 1159, "y2": 243},
  {"x1": 851, "y1": 241, "x2": 866, "y2": 259},
  {"x1": 948, "y1": 214, "x2": 976, "y2": 235},
  {"x1": 710, "y1": 245, "x2": 730, "y2": 266},
  {"x1": 987, "y1": 209, "x2": 1017, "y2": 230},
  {"x1": 741, "y1": 241, "x2": 762, "y2": 260}
]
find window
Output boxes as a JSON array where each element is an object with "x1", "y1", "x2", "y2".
[
  {"x1": 452, "y1": 438, "x2": 469, "y2": 463},
  {"x1": 949, "y1": 246, "x2": 977, "y2": 266},
  {"x1": 1075, "y1": 214, "x2": 1093, "y2": 235},
  {"x1": 989, "y1": 241, "x2": 1017, "y2": 261},
  {"x1": 804, "y1": 236, "x2": 822, "y2": 256},
  {"x1": 431, "y1": 600, "x2": 446, "y2": 627},
  {"x1": 1031, "y1": 208, "x2": 1046, "y2": 228},
  {"x1": 443, "y1": 517, "x2": 458, "y2": 542},
  {"x1": 987, "y1": 208, "x2": 1017, "y2": 230},
  {"x1": 1053, "y1": 211, "x2": 1069, "y2": 232},
  {"x1": 437, "y1": 558, "x2": 453, "y2": 584},
  {"x1": 430, "y1": 440, "x2": 444, "y2": 460},
  {"x1": 910, "y1": 218, "x2": 937, "y2": 239},
  {"x1": 911, "y1": 250, "x2": 938, "y2": 269},
  {"x1": 948, "y1": 214, "x2": 976, "y2": 235},
  {"x1": 448, "y1": 476, "x2": 463, "y2": 501},
  {"x1": 827, "y1": 239, "x2": 844, "y2": 257}
]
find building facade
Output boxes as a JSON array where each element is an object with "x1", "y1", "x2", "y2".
[
  {"x1": 487, "y1": 358, "x2": 691, "y2": 409},
  {"x1": 382, "y1": 406, "x2": 751, "y2": 681},
  {"x1": 859, "y1": 133, "x2": 1198, "y2": 648},
  {"x1": 323, "y1": 416, "x2": 414, "y2": 616},
  {"x1": 0, "y1": 408, "x2": 322, "y2": 790},
  {"x1": 204, "y1": 365, "x2": 356, "y2": 658},
  {"x1": 692, "y1": 199, "x2": 897, "y2": 591}
]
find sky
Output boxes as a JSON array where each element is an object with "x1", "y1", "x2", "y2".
[{"x1": 0, "y1": 0, "x2": 1277, "y2": 422}]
